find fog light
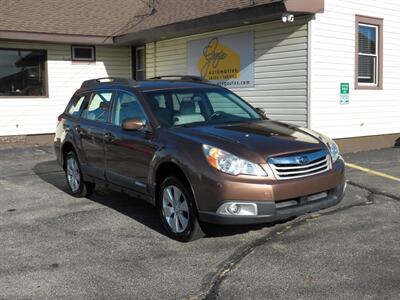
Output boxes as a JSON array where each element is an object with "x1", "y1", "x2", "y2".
[
  {"x1": 228, "y1": 204, "x2": 241, "y2": 215},
  {"x1": 217, "y1": 202, "x2": 258, "y2": 216}
]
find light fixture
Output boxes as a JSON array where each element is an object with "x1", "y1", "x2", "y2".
[{"x1": 217, "y1": 202, "x2": 258, "y2": 216}]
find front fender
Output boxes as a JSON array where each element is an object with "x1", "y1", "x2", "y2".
[{"x1": 148, "y1": 141, "x2": 206, "y2": 208}]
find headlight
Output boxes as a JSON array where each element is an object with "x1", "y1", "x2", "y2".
[
  {"x1": 327, "y1": 139, "x2": 340, "y2": 163},
  {"x1": 202, "y1": 145, "x2": 267, "y2": 176},
  {"x1": 318, "y1": 134, "x2": 340, "y2": 163},
  {"x1": 300, "y1": 128, "x2": 340, "y2": 163}
]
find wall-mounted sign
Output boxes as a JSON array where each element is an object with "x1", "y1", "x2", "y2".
[
  {"x1": 340, "y1": 82, "x2": 349, "y2": 104},
  {"x1": 187, "y1": 31, "x2": 254, "y2": 88}
]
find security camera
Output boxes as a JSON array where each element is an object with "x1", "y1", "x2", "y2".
[{"x1": 282, "y1": 13, "x2": 295, "y2": 23}]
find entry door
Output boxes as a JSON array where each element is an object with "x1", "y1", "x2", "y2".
[
  {"x1": 78, "y1": 90, "x2": 114, "y2": 179},
  {"x1": 104, "y1": 91, "x2": 157, "y2": 194}
]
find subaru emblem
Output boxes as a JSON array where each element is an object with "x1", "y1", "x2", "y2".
[{"x1": 298, "y1": 156, "x2": 310, "y2": 165}]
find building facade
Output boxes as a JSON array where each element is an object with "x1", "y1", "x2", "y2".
[
  {"x1": 0, "y1": 42, "x2": 131, "y2": 136},
  {"x1": 309, "y1": 0, "x2": 400, "y2": 150},
  {"x1": 0, "y1": 0, "x2": 399, "y2": 151}
]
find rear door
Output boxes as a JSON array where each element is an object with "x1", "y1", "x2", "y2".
[
  {"x1": 104, "y1": 90, "x2": 157, "y2": 194},
  {"x1": 78, "y1": 90, "x2": 114, "y2": 179},
  {"x1": 55, "y1": 93, "x2": 88, "y2": 164}
]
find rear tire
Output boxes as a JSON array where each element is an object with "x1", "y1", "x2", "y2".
[
  {"x1": 65, "y1": 151, "x2": 95, "y2": 197},
  {"x1": 158, "y1": 176, "x2": 205, "y2": 242}
]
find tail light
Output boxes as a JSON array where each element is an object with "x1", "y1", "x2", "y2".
[{"x1": 57, "y1": 115, "x2": 62, "y2": 125}]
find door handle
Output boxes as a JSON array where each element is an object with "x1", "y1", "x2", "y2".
[
  {"x1": 75, "y1": 125, "x2": 84, "y2": 135},
  {"x1": 104, "y1": 132, "x2": 115, "y2": 142}
]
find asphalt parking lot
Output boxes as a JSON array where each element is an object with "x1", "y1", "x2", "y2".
[{"x1": 0, "y1": 145, "x2": 399, "y2": 299}]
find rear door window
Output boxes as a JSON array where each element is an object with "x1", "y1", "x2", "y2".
[{"x1": 81, "y1": 91, "x2": 113, "y2": 123}]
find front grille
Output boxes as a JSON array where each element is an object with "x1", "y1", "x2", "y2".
[
  {"x1": 268, "y1": 149, "x2": 331, "y2": 180},
  {"x1": 275, "y1": 191, "x2": 329, "y2": 209}
]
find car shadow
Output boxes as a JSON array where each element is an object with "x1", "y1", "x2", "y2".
[{"x1": 33, "y1": 160, "x2": 284, "y2": 239}]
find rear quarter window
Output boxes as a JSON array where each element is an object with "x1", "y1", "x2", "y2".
[{"x1": 66, "y1": 94, "x2": 86, "y2": 118}]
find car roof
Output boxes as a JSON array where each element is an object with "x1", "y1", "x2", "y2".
[
  {"x1": 77, "y1": 77, "x2": 224, "y2": 94},
  {"x1": 134, "y1": 80, "x2": 221, "y2": 92}
]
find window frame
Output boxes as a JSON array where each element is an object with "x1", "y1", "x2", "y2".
[
  {"x1": 0, "y1": 47, "x2": 48, "y2": 98},
  {"x1": 132, "y1": 46, "x2": 146, "y2": 80},
  {"x1": 71, "y1": 45, "x2": 96, "y2": 62},
  {"x1": 355, "y1": 15, "x2": 383, "y2": 90}
]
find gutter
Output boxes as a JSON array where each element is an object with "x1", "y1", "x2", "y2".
[{"x1": 0, "y1": 30, "x2": 114, "y2": 45}]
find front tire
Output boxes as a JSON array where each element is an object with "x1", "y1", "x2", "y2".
[
  {"x1": 158, "y1": 176, "x2": 204, "y2": 242},
  {"x1": 65, "y1": 151, "x2": 95, "y2": 197}
]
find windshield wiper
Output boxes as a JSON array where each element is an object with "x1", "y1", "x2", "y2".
[
  {"x1": 173, "y1": 122, "x2": 207, "y2": 128},
  {"x1": 173, "y1": 118, "x2": 262, "y2": 128},
  {"x1": 213, "y1": 119, "x2": 258, "y2": 125}
]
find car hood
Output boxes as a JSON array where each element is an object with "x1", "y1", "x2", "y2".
[{"x1": 172, "y1": 120, "x2": 326, "y2": 162}]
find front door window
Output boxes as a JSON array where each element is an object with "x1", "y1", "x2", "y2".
[{"x1": 111, "y1": 91, "x2": 147, "y2": 127}]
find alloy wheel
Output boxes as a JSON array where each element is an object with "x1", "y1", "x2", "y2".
[
  {"x1": 162, "y1": 185, "x2": 190, "y2": 233},
  {"x1": 66, "y1": 156, "x2": 81, "y2": 193}
]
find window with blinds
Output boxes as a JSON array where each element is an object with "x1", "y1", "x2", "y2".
[
  {"x1": 358, "y1": 24, "x2": 377, "y2": 84},
  {"x1": 355, "y1": 16, "x2": 383, "y2": 89}
]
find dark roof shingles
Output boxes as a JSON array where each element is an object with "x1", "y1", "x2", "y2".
[
  {"x1": 0, "y1": 0, "x2": 278, "y2": 37},
  {"x1": 0, "y1": 0, "x2": 148, "y2": 36}
]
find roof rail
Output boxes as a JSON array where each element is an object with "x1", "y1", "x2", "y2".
[
  {"x1": 81, "y1": 77, "x2": 136, "y2": 88},
  {"x1": 149, "y1": 75, "x2": 210, "y2": 83}
]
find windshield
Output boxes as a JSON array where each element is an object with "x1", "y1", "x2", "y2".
[{"x1": 143, "y1": 88, "x2": 262, "y2": 128}]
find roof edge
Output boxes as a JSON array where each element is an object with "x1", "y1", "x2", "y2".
[
  {"x1": 0, "y1": 30, "x2": 114, "y2": 45},
  {"x1": 115, "y1": 0, "x2": 323, "y2": 46},
  {"x1": 115, "y1": 2, "x2": 287, "y2": 45}
]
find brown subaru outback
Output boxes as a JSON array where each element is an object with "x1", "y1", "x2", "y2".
[{"x1": 55, "y1": 76, "x2": 346, "y2": 242}]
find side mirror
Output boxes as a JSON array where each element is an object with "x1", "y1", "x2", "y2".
[
  {"x1": 122, "y1": 118, "x2": 145, "y2": 131},
  {"x1": 255, "y1": 107, "x2": 268, "y2": 119}
]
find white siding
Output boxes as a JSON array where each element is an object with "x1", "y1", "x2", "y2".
[
  {"x1": 0, "y1": 41, "x2": 131, "y2": 136},
  {"x1": 146, "y1": 17, "x2": 310, "y2": 126},
  {"x1": 310, "y1": 0, "x2": 400, "y2": 138}
]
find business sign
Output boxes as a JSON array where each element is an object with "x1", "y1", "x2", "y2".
[
  {"x1": 187, "y1": 31, "x2": 254, "y2": 88},
  {"x1": 340, "y1": 82, "x2": 349, "y2": 104}
]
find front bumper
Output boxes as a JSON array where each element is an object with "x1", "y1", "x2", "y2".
[{"x1": 198, "y1": 180, "x2": 346, "y2": 225}]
